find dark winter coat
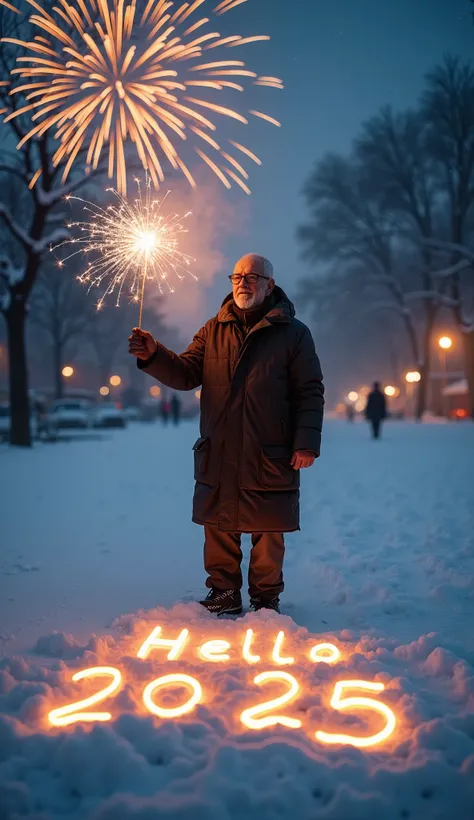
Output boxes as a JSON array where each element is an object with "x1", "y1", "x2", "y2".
[
  {"x1": 138, "y1": 287, "x2": 324, "y2": 532},
  {"x1": 365, "y1": 390, "x2": 387, "y2": 421}
]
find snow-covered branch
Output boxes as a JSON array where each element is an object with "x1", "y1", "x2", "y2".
[
  {"x1": 430, "y1": 259, "x2": 472, "y2": 279},
  {"x1": 423, "y1": 238, "x2": 474, "y2": 265},
  {"x1": 404, "y1": 290, "x2": 460, "y2": 308},
  {"x1": 32, "y1": 228, "x2": 70, "y2": 253},
  {"x1": 361, "y1": 301, "x2": 411, "y2": 318},
  {"x1": 36, "y1": 166, "x2": 106, "y2": 207},
  {"x1": 0, "y1": 164, "x2": 29, "y2": 185},
  {"x1": 0, "y1": 203, "x2": 35, "y2": 251}
]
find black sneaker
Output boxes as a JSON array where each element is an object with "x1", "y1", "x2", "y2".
[
  {"x1": 199, "y1": 588, "x2": 243, "y2": 616},
  {"x1": 249, "y1": 596, "x2": 280, "y2": 614}
]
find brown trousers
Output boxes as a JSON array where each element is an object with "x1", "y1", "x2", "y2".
[{"x1": 204, "y1": 525, "x2": 285, "y2": 598}]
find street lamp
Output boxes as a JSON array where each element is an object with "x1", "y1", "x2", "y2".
[
  {"x1": 438, "y1": 336, "x2": 452, "y2": 351},
  {"x1": 62, "y1": 365, "x2": 74, "y2": 378},
  {"x1": 347, "y1": 391, "x2": 358, "y2": 403},
  {"x1": 405, "y1": 371, "x2": 421, "y2": 418},
  {"x1": 110, "y1": 375, "x2": 122, "y2": 387},
  {"x1": 99, "y1": 386, "x2": 110, "y2": 397},
  {"x1": 384, "y1": 385, "x2": 398, "y2": 397},
  {"x1": 438, "y1": 336, "x2": 453, "y2": 417},
  {"x1": 150, "y1": 386, "x2": 161, "y2": 398}
]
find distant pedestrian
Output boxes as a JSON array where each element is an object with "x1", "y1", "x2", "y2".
[
  {"x1": 346, "y1": 403, "x2": 355, "y2": 423},
  {"x1": 160, "y1": 398, "x2": 170, "y2": 425},
  {"x1": 365, "y1": 382, "x2": 387, "y2": 439},
  {"x1": 170, "y1": 394, "x2": 181, "y2": 426}
]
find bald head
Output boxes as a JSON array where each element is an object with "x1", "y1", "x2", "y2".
[
  {"x1": 233, "y1": 254, "x2": 274, "y2": 280},
  {"x1": 231, "y1": 253, "x2": 275, "y2": 310}
]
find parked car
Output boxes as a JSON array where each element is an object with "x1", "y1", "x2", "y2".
[
  {"x1": 47, "y1": 399, "x2": 92, "y2": 430},
  {"x1": 123, "y1": 406, "x2": 141, "y2": 422},
  {"x1": 92, "y1": 402, "x2": 126, "y2": 428}
]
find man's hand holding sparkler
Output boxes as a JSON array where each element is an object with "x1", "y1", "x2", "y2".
[{"x1": 129, "y1": 328, "x2": 158, "y2": 361}]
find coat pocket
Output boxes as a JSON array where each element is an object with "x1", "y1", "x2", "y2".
[
  {"x1": 193, "y1": 437, "x2": 210, "y2": 481},
  {"x1": 260, "y1": 445, "x2": 299, "y2": 491}
]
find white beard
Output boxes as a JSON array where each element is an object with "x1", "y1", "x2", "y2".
[{"x1": 234, "y1": 291, "x2": 260, "y2": 309}]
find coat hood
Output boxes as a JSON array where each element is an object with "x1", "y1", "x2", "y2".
[{"x1": 217, "y1": 285, "x2": 296, "y2": 324}]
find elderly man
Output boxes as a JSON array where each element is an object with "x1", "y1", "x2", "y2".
[{"x1": 129, "y1": 254, "x2": 324, "y2": 616}]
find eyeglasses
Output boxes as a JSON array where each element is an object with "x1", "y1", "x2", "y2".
[{"x1": 228, "y1": 273, "x2": 269, "y2": 285}]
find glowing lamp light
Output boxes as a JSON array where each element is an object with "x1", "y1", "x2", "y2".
[
  {"x1": 62, "y1": 366, "x2": 74, "y2": 378},
  {"x1": 110, "y1": 375, "x2": 121, "y2": 387},
  {"x1": 347, "y1": 391, "x2": 358, "y2": 402},
  {"x1": 99, "y1": 386, "x2": 110, "y2": 396},
  {"x1": 438, "y1": 336, "x2": 452, "y2": 350},
  {"x1": 195, "y1": 389, "x2": 202, "y2": 400},
  {"x1": 354, "y1": 399, "x2": 366, "y2": 413},
  {"x1": 150, "y1": 386, "x2": 161, "y2": 398},
  {"x1": 405, "y1": 371, "x2": 421, "y2": 384},
  {"x1": 384, "y1": 385, "x2": 396, "y2": 397}
]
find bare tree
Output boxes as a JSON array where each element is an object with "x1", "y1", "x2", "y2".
[
  {"x1": 422, "y1": 57, "x2": 474, "y2": 417},
  {"x1": 29, "y1": 263, "x2": 93, "y2": 398},
  {"x1": 298, "y1": 153, "x2": 428, "y2": 413},
  {"x1": 0, "y1": 6, "x2": 103, "y2": 444}
]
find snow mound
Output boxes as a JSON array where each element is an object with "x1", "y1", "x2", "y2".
[{"x1": 1, "y1": 604, "x2": 473, "y2": 819}]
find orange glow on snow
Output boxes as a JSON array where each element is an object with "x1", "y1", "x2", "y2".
[
  {"x1": 198, "y1": 639, "x2": 231, "y2": 662},
  {"x1": 45, "y1": 627, "x2": 399, "y2": 746},
  {"x1": 272, "y1": 631, "x2": 294, "y2": 665},
  {"x1": 240, "y1": 671, "x2": 302, "y2": 730},
  {"x1": 242, "y1": 629, "x2": 261, "y2": 664},
  {"x1": 309, "y1": 643, "x2": 341, "y2": 664},
  {"x1": 137, "y1": 626, "x2": 189, "y2": 660},
  {"x1": 48, "y1": 667, "x2": 122, "y2": 727},
  {"x1": 315, "y1": 680, "x2": 397, "y2": 748},
  {"x1": 143, "y1": 673, "x2": 202, "y2": 719}
]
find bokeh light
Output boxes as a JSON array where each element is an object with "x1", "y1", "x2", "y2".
[{"x1": 438, "y1": 336, "x2": 453, "y2": 350}]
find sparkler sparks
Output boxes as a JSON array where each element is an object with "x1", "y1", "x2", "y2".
[
  {"x1": 0, "y1": 0, "x2": 283, "y2": 195},
  {"x1": 55, "y1": 176, "x2": 196, "y2": 326}
]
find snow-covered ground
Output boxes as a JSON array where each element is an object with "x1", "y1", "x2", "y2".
[{"x1": 1, "y1": 419, "x2": 474, "y2": 819}]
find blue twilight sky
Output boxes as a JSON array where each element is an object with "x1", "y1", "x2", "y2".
[{"x1": 193, "y1": 0, "x2": 473, "y2": 324}]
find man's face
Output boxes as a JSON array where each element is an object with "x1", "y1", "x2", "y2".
[{"x1": 232, "y1": 258, "x2": 275, "y2": 310}]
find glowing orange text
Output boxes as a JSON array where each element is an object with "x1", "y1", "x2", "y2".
[
  {"x1": 47, "y1": 627, "x2": 398, "y2": 749},
  {"x1": 48, "y1": 666, "x2": 122, "y2": 727},
  {"x1": 315, "y1": 680, "x2": 397, "y2": 748}
]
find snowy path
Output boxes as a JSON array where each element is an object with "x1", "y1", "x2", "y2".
[{"x1": 1, "y1": 420, "x2": 474, "y2": 819}]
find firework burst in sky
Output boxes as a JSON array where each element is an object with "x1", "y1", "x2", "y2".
[{"x1": 0, "y1": 0, "x2": 283, "y2": 195}]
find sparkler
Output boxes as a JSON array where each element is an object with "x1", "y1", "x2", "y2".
[
  {"x1": 0, "y1": 0, "x2": 283, "y2": 195},
  {"x1": 55, "y1": 176, "x2": 196, "y2": 327}
]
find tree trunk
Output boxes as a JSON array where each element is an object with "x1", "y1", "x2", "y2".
[
  {"x1": 53, "y1": 340, "x2": 64, "y2": 399},
  {"x1": 462, "y1": 329, "x2": 474, "y2": 420},
  {"x1": 415, "y1": 309, "x2": 436, "y2": 421},
  {"x1": 6, "y1": 299, "x2": 31, "y2": 447}
]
